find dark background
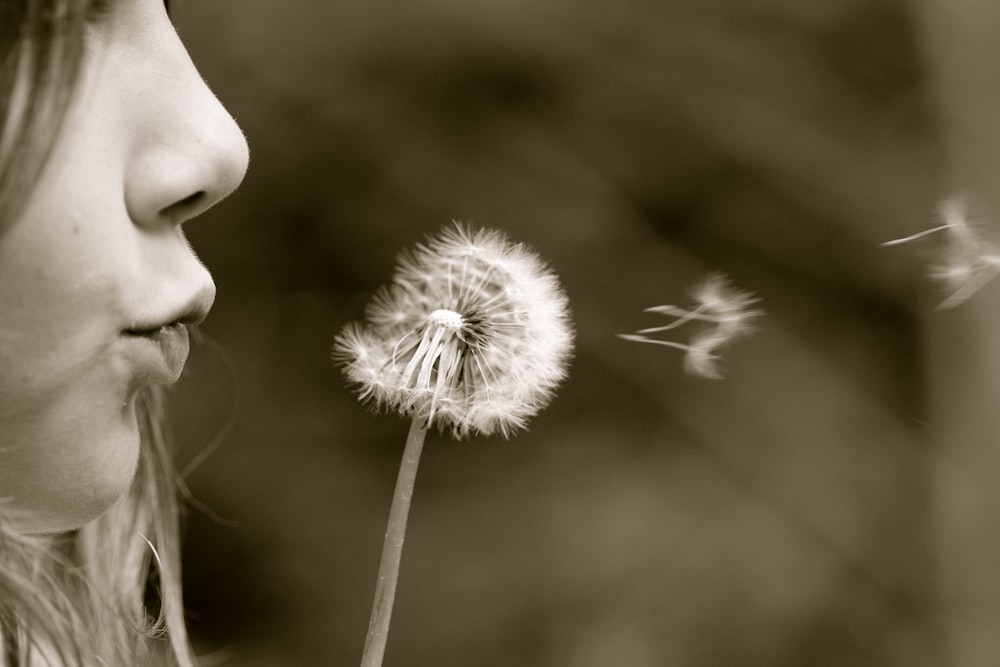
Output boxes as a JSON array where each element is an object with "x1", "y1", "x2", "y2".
[{"x1": 162, "y1": 0, "x2": 971, "y2": 664}]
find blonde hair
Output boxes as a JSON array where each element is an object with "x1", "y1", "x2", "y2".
[
  {"x1": 1, "y1": 2, "x2": 197, "y2": 665},
  {"x1": 1, "y1": 390, "x2": 196, "y2": 667},
  {"x1": 0, "y1": 0, "x2": 85, "y2": 225}
]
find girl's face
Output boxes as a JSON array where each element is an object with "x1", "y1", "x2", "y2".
[{"x1": 0, "y1": 0, "x2": 249, "y2": 533}]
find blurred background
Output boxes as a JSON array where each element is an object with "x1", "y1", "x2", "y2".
[{"x1": 163, "y1": 0, "x2": 1000, "y2": 665}]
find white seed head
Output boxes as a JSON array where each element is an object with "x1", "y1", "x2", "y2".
[{"x1": 334, "y1": 223, "x2": 574, "y2": 438}]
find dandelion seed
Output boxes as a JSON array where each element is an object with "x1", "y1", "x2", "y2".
[
  {"x1": 333, "y1": 223, "x2": 574, "y2": 667},
  {"x1": 883, "y1": 198, "x2": 1000, "y2": 308},
  {"x1": 618, "y1": 273, "x2": 762, "y2": 379}
]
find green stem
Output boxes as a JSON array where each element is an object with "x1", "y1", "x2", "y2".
[{"x1": 360, "y1": 418, "x2": 428, "y2": 667}]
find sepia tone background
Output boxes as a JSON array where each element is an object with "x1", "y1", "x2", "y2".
[{"x1": 163, "y1": 0, "x2": 1000, "y2": 665}]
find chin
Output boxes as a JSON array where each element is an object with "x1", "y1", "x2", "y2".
[
  {"x1": 19, "y1": 486, "x2": 134, "y2": 535},
  {"x1": 21, "y1": 471, "x2": 139, "y2": 537},
  {"x1": 0, "y1": 369, "x2": 156, "y2": 535},
  {"x1": 6, "y1": 416, "x2": 143, "y2": 536}
]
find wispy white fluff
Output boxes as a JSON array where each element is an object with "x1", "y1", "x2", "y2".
[
  {"x1": 883, "y1": 198, "x2": 1000, "y2": 308},
  {"x1": 619, "y1": 273, "x2": 762, "y2": 379},
  {"x1": 334, "y1": 224, "x2": 574, "y2": 438}
]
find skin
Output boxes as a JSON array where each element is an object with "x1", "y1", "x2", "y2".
[{"x1": 0, "y1": 0, "x2": 249, "y2": 533}]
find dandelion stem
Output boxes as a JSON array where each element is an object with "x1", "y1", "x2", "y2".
[{"x1": 360, "y1": 417, "x2": 428, "y2": 667}]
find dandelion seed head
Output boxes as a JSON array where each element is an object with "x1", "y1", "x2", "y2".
[{"x1": 334, "y1": 223, "x2": 574, "y2": 439}]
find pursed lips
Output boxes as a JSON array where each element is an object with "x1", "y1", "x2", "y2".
[
  {"x1": 121, "y1": 323, "x2": 191, "y2": 386},
  {"x1": 119, "y1": 297, "x2": 210, "y2": 387}
]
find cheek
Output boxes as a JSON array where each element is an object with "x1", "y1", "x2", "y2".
[
  {"x1": 0, "y1": 205, "x2": 125, "y2": 332},
  {"x1": 0, "y1": 189, "x2": 139, "y2": 532},
  {"x1": 0, "y1": 270, "x2": 139, "y2": 532},
  {"x1": 0, "y1": 222, "x2": 128, "y2": 414}
]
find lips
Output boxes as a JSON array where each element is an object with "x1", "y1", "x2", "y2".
[{"x1": 122, "y1": 323, "x2": 191, "y2": 385}]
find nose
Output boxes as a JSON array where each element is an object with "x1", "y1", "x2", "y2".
[{"x1": 123, "y1": 13, "x2": 250, "y2": 228}]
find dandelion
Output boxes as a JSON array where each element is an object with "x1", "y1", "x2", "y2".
[
  {"x1": 333, "y1": 223, "x2": 573, "y2": 667},
  {"x1": 883, "y1": 197, "x2": 1000, "y2": 308},
  {"x1": 618, "y1": 273, "x2": 762, "y2": 379},
  {"x1": 335, "y1": 223, "x2": 573, "y2": 438}
]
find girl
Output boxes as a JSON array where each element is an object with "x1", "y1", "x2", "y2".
[{"x1": 0, "y1": 0, "x2": 249, "y2": 664}]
